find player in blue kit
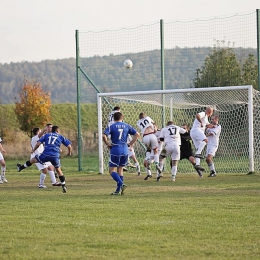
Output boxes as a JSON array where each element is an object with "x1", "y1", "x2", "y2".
[
  {"x1": 17, "y1": 126, "x2": 72, "y2": 193},
  {"x1": 103, "y1": 112, "x2": 140, "y2": 195}
]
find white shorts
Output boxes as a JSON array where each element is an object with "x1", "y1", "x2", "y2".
[
  {"x1": 31, "y1": 154, "x2": 52, "y2": 171},
  {"x1": 0, "y1": 151, "x2": 4, "y2": 161},
  {"x1": 206, "y1": 145, "x2": 218, "y2": 157},
  {"x1": 142, "y1": 133, "x2": 158, "y2": 150},
  {"x1": 190, "y1": 129, "x2": 206, "y2": 149},
  {"x1": 165, "y1": 145, "x2": 181, "y2": 161}
]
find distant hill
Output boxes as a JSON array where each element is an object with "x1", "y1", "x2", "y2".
[{"x1": 0, "y1": 47, "x2": 256, "y2": 104}]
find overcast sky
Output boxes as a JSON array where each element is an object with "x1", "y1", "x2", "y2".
[{"x1": 0, "y1": 0, "x2": 259, "y2": 64}]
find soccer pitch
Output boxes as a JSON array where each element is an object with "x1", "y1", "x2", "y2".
[{"x1": 0, "y1": 158, "x2": 259, "y2": 259}]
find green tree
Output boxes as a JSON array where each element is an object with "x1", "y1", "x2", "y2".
[
  {"x1": 193, "y1": 44, "x2": 241, "y2": 88},
  {"x1": 15, "y1": 79, "x2": 52, "y2": 136},
  {"x1": 240, "y1": 54, "x2": 258, "y2": 89},
  {"x1": 193, "y1": 42, "x2": 258, "y2": 89}
]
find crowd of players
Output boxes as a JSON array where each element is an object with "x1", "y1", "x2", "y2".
[
  {"x1": 103, "y1": 106, "x2": 221, "y2": 195},
  {"x1": 0, "y1": 106, "x2": 221, "y2": 195}
]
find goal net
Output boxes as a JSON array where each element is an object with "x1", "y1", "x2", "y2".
[{"x1": 98, "y1": 85, "x2": 259, "y2": 175}]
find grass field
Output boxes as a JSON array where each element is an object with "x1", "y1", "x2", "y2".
[{"x1": 1, "y1": 157, "x2": 260, "y2": 260}]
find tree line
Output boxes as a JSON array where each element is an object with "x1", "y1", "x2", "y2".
[{"x1": 0, "y1": 46, "x2": 257, "y2": 104}]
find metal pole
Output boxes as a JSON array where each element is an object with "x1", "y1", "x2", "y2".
[
  {"x1": 75, "y1": 30, "x2": 83, "y2": 171},
  {"x1": 160, "y1": 19, "x2": 165, "y2": 127},
  {"x1": 248, "y1": 85, "x2": 254, "y2": 173},
  {"x1": 257, "y1": 9, "x2": 260, "y2": 90}
]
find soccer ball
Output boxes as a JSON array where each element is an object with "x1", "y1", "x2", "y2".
[{"x1": 124, "y1": 59, "x2": 133, "y2": 69}]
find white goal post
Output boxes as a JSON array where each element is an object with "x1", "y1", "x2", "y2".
[{"x1": 98, "y1": 85, "x2": 258, "y2": 175}]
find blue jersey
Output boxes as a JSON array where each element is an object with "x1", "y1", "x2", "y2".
[
  {"x1": 104, "y1": 122, "x2": 137, "y2": 155},
  {"x1": 38, "y1": 132, "x2": 71, "y2": 157}
]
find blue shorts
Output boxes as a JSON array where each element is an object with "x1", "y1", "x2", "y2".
[
  {"x1": 35, "y1": 154, "x2": 61, "y2": 168},
  {"x1": 109, "y1": 154, "x2": 128, "y2": 167}
]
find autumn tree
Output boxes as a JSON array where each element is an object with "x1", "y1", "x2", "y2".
[
  {"x1": 193, "y1": 41, "x2": 258, "y2": 89},
  {"x1": 15, "y1": 79, "x2": 52, "y2": 136}
]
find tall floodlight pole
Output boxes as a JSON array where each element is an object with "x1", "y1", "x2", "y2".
[
  {"x1": 75, "y1": 30, "x2": 83, "y2": 171},
  {"x1": 160, "y1": 19, "x2": 165, "y2": 127}
]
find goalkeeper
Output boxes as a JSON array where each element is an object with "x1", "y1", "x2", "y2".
[{"x1": 179, "y1": 124, "x2": 204, "y2": 177}]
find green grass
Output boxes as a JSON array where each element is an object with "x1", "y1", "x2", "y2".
[{"x1": 1, "y1": 158, "x2": 260, "y2": 260}]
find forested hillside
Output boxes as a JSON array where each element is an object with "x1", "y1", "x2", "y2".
[{"x1": 0, "y1": 47, "x2": 256, "y2": 104}]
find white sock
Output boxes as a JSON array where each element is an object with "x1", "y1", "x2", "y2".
[
  {"x1": 159, "y1": 161, "x2": 164, "y2": 171},
  {"x1": 171, "y1": 165, "x2": 177, "y2": 177},
  {"x1": 154, "y1": 153, "x2": 159, "y2": 164},
  {"x1": 196, "y1": 141, "x2": 206, "y2": 154},
  {"x1": 135, "y1": 163, "x2": 140, "y2": 172},
  {"x1": 195, "y1": 158, "x2": 200, "y2": 165},
  {"x1": 208, "y1": 162, "x2": 215, "y2": 171},
  {"x1": 39, "y1": 172, "x2": 46, "y2": 185},
  {"x1": 1, "y1": 166, "x2": 6, "y2": 178},
  {"x1": 146, "y1": 168, "x2": 152, "y2": 175},
  {"x1": 49, "y1": 170, "x2": 57, "y2": 184}
]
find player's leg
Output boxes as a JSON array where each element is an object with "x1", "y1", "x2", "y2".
[
  {"x1": 130, "y1": 154, "x2": 141, "y2": 175},
  {"x1": 144, "y1": 150, "x2": 153, "y2": 180},
  {"x1": 38, "y1": 167, "x2": 47, "y2": 188},
  {"x1": 55, "y1": 167, "x2": 67, "y2": 193},
  {"x1": 0, "y1": 153, "x2": 7, "y2": 183},
  {"x1": 187, "y1": 155, "x2": 204, "y2": 177},
  {"x1": 117, "y1": 155, "x2": 128, "y2": 195},
  {"x1": 109, "y1": 155, "x2": 123, "y2": 195},
  {"x1": 170, "y1": 145, "x2": 180, "y2": 181},
  {"x1": 17, "y1": 157, "x2": 38, "y2": 172},
  {"x1": 206, "y1": 146, "x2": 217, "y2": 177},
  {"x1": 47, "y1": 164, "x2": 61, "y2": 186},
  {"x1": 35, "y1": 162, "x2": 48, "y2": 188}
]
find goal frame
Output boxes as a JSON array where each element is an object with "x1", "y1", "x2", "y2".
[{"x1": 97, "y1": 85, "x2": 254, "y2": 174}]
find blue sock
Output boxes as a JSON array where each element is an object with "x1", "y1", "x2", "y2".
[
  {"x1": 119, "y1": 175, "x2": 124, "y2": 183},
  {"x1": 111, "y1": 172, "x2": 123, "y2": 188}
]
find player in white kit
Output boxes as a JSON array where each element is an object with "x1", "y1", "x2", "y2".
[
  {"x1": 190, "y1": 106, "x2": 214, "y2": 170},
  {"x1": 108, "y1": 106, "x2": 120, "y2": 127},
  {"x1": 0, "y1": 137, "x2": 8, "y2": 184},
  {"x1": 159, "y1": 121, "x2": 187, "y2": 182},
  {"x1": 31, "y1": 127, "x2": 61, "y2": 188},
  {"x1": 127, "y1": 135, "x2": 141, "y2": 175},
  {"x1": 205, "y1": 115, "x2": 221, "y2": 177},
  {"x1": 137, "y1": 112, "x2": 161, "y2": 180}
]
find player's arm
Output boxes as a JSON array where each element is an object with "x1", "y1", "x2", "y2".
[
  {"x1": 102, "y1": 133, "x2": 112, "y2": 149},
  {"x1": 0, "y1": 143, "x2": 6, "y2": 154},
  {"x1": 67, "y1": 144, "x2": 72, "y2": 156},
  {"x1": 195, "y1": 113, "x2": 203, "y2": 127},
  {"x1": 128, "y1": 132, "x2": 140, "y2": 146}
]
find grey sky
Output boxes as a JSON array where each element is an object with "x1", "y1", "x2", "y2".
[{"x1": 0, "y1": 0, "x2": 259, "y2": 64}]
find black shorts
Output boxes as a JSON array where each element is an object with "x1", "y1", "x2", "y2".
[{"x1": 180, "y1": 149, "x2": 193, "y2": 160}]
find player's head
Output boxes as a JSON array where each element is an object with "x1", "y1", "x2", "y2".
[
  {"x1": 206, "y1": 106, "x2": 213, "y2": 116},
  {"x1": 182, "y1": 123, "x2": 189, "y2": 131},
  {"x1": 139, "y1": 112, "x2": 146, "y2": 119},
  {"x1": 113, "y1": 112, "x2": 123, "y2": 122},
  {"x1": 32, "y1": 127, "x2": 40, "y2": 135},
  {"x1": 167, "y1": 121, "x2": 174, "y2": 126},
  {"x1": 46, "y1": 123, "x2": 53, "y2": 133},
  {"x1": 211, "y1": 115, "x2": 219, "y2": 125},
  {"x1": 52, "y1": 125, "x2": 60, "y2": 133},
  {"x1": 113, "y1": 106, "x2": 120, "y2": 111}
]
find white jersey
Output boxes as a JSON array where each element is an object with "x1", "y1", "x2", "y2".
[
  {"x1": 108, "y1": 110, "x2": 117, "y2": 126},
  {"x1": 137, "y1": 116, "x2": 154, "y2": 135},
  {"x1": 159, "y1": 124, "x2": 186, "y2": 146},
  {"x1": 191, "y1": 111, "x2": 210, "y2": 132},
  {"x1": 207, "y1": 124, "x2": 221, "y2": 147},
  {"x1": 31, "y1": 135, "x2": 44, "y2": 156}
]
